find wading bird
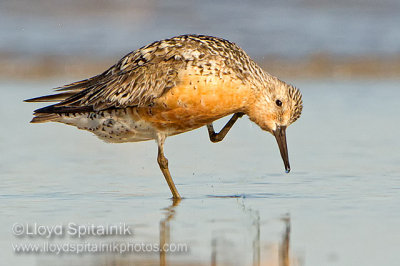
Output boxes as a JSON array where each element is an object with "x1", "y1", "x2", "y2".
[{"x1": 26, "y1": 35, "x2": 303, "y2": 199}]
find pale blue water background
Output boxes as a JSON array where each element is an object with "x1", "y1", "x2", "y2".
[
  {"x1": 2, "y1": 0, "x2": 400, "y2": 59},
  {"x1": 1, "y1": 0, "x2": 400, "y2": 265},
  {"x1": 0, "y1": 79, "x2": 399, "y2": 265}
]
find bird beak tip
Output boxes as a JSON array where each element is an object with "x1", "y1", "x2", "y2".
[{"x1": 273, "y1": 125, "x2": 291, "y2": 174}]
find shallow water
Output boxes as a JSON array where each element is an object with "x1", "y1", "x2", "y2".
[{"x1": 0, "y1": 79, "x2": 399, "y2": 265}]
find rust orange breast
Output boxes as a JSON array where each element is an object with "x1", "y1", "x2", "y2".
[{"x1": 133, "y1": 71, "x2": 253, "y2": 133}]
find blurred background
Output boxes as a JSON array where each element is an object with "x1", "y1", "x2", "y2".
[
  {"x1": 1, "y1": 1, "x2": 400, "y2": 266},
  {"x1": 1, "y1": 0, "x2": 400, "y2": 79}
]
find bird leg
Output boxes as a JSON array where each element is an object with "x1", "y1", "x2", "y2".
[
  {"x1": 156, "y1": 134, "x2": 181, "y2": 199},
  {"x1": 207, "y1": 112, "x2": 244, "y2": 143}
]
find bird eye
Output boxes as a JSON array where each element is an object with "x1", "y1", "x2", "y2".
[{"x1": 276, "y1": 99, "x2": 282, "y2": 107}]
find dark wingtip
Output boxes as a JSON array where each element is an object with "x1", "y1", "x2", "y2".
[
  {"x1": 24, "y1": 98, "x2": 36, "y2": 102},
  {"x1": 24, "y1": 92, "x2": 75, "y2": 103},
  {"x1": 24, "y1": 96, "x2": 49, "y2": 103}
]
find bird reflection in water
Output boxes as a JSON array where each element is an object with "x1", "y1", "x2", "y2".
[
  {"x1": 81, "y1": 200, "x2": 299, "y2": 266},
  {"x1": 210, "y1": 207, "x2": 298, "y2": 266},
  {"x1": 159, "y1": 199, "x2": 181, "y2": 266}
]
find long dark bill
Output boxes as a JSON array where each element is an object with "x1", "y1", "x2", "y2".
[{"x1": 273, "y1": 126, "x2": 291, "y2": 173}]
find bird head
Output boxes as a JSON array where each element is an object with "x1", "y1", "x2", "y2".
[{"x1": 248, "y1": 78, "x2": 303, "y2": 173}]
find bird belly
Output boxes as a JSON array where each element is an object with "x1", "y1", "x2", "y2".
[
  {"x1": 57, "y1": 70, "x2": 251, "y2": 140},
  {"x1": 57, "y1": 108, "x2": 158, "y2": 143},
  {"x1": 134, "y1": 71, "x2": 251, "y2": 133}
]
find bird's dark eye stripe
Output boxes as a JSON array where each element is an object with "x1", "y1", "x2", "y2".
[{"x1": 276, "y1": 99, "x2": 282, "y2": 106}]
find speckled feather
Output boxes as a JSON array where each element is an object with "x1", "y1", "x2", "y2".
[
  {"x1": 25, "y1": 34, "x2": 304, "y2": 198},
  {"x1": 26, "y1": 34, "x2": 302, "y2": 142},
  {"x1": 30, "y1": 35, "x2": 268, "y2": 110}
]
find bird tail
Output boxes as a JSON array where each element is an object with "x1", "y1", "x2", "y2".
[
  {"x1": 25, "y1": 74, "x2": 104, "y2": 123},
  {"x1": 25, "y1": 91, "x2": 72, "y2": 124},
  {"x1": 30, "y1": 113, "x2": 59, "y2": 123}
]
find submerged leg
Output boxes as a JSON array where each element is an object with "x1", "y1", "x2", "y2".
[
  {"x1": 207, "y1": 112, "x2": 244, "y2": 143},
  {"x1": 156, "y1": 134, "x2": 181, "y2": 199}
]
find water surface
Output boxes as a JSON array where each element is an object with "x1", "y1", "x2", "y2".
[
  {"x1": 2, "y1": 0, "x2": 400, "y2": 59},
  {"x1": 0, "y1": 79, "x2": 399, "y2": 265}
]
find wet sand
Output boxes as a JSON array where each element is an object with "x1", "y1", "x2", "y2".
[
  {"x1": 2, "y1": 53, "x2": 400, "y2": 80},
  {"x1": 2, "y1": 0, "x2": 400, "y2": 80}
]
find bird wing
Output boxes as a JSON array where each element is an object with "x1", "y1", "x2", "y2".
[
  {"x1": 27, "y1": 42, "x2": 187, "y2": 114},
  {"x1": 25, "y1": 34, "x2": 247, "y2": 114}
]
